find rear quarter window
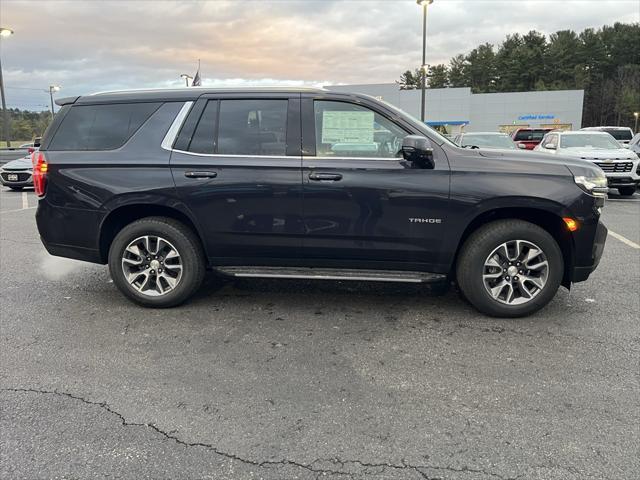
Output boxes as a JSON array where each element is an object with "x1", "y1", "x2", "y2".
[{"x1": 48, "y1": 102, "x2": 161, "y2": 151}]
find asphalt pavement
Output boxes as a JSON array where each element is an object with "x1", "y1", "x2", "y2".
[{"x1": 1, "y1": 187, "x2": 639, "y2": 480}]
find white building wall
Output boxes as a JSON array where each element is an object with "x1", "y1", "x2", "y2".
[{"x1": 326, "y1": 83, "x2": 584, "y2": 133}]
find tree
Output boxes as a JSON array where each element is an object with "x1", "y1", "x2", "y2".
[
  {"x1": 448, "y1": 54, "x2": 470, "y2": 88},
  {"x1": 397, "y1": 69, "x2": 422, "y2": 90},
  {"x1": 398, "y1": 22, "x2": 640, "y2": 129},
  {"x1": 466, "y1": 43, "x2": 497, "y2": 92},
  {"x1": 428, "y1": 64, "x2": 449, "y2": 88}
]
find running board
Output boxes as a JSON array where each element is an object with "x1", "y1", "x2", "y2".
[{"x1": 216, "y1": 266, "x2": 446, "y2": 284}]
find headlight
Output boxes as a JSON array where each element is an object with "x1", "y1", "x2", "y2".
[{"x1": 574, "y1": 174, "x2": 608, "y2": 197}]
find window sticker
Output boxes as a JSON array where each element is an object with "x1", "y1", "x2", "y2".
[{"x1": 321, "y1": 110, "x2": 375, "y2": 144}]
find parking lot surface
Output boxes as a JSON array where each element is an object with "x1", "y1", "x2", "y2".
[{"x1": 1, "y1": 187, "x2": 639, "y2": 480}]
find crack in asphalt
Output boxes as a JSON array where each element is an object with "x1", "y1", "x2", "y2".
[{"x1": 2, "y1": 387, "x2": 521, "y2": 480}]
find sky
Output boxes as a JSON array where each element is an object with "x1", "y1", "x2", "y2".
[{"x1": 1, "y1": 0, "x2": 638, "y2": 111}]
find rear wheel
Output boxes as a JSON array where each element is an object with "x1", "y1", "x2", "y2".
[
  {"x1": 108, "y1": 217, "x2": 205, "y2": 307},
  {"x1": 456, "y1": 220, "x2": 563, "y2": 317},
  {"x1": 617, "y1": 186, "x2": 636, "y2": 196}
]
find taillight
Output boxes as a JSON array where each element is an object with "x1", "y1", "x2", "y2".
[{"x1": 32, "y1": 151, "x2": 48, "y2": 197}]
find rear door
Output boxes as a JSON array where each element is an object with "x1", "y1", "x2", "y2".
[
  {"x1": 300, "y1": 94, "x2": 450, "y2": 270},
  {"x1": 169, "y1": 93, "x2": 303, "y2": 264}
]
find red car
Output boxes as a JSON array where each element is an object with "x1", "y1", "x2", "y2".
[{"x1": 511, "y1": 128, "x2": 553, "y2": 150}]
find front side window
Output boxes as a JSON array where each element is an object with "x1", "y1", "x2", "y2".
[
  {"x1": 314, "y1": 100, "x2": 408, "y2": 158},
  {"x1": 542, "y1": 134, "x2": 558, "y2": 148},
  {"x1": 217, "y1": 99, "x2": 287, "y2": 156}
]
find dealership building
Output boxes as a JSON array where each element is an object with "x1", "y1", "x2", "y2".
[{"x1": 326, "y1": 83, "x2": 584, "y2": 135}]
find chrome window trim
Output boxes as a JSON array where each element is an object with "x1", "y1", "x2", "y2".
[
  {"x1": 304, "y1": 155, "x2": 402, "y2": 162},
  {"x1": 161, "y1": 101, "x2": 193, "y2": 151},
  {"x1": 170, "y1": 149, "x2": 292, "y2": 159}
]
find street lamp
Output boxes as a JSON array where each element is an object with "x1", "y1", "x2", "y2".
[
  {"x1": 180, "y1": 74, "x2": 193, "y2": 87},
  {"x1": 48, "y1": 85, "x2": 61, "y2": 118},
  {"x1": 634, "y1": 112, "x2": 639, "y2": 134},
  {"x1": 0, "y1": 27, "x2": 14, "y2": 147},
  {"x1": 416, "y1": 0, "x2": 433, "y2": 123}
]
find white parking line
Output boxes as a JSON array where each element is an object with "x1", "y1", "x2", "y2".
[
  {"x1": 22, "y1": 192, "x2": 29, "y2": 209},
  {"x1": 0, "y1": 206, "x2": 36, "y2": 215},
  {"x1": 609, "y1": 230, "x2": 640, "y2": 249}
]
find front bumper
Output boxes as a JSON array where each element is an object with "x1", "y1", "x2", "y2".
[
  {"x1": 571, "y1": 220, "x2": 607, "y2": 282},
  {"x1": 606, "y1": 177, "x2": 639, "y2": 188},
  {"x1": 0, "y1": 171, "x2": 33, "y2": 187}
]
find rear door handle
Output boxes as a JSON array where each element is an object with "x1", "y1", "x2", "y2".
[
  {"x1": 184, "y1": 171, "x2": 217, "y2": 179},
  {"x1": 309, "y1": 172, "x2": 342, "y2": 181}
]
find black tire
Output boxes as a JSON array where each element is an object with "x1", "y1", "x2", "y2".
[
  {"x1": 9, "y1": 186, "x2": 23, "y2": 191},
  {"x1": 456, "y1": 219, "x2": 563, "y2": 318},
  {"x1": 108, "y1": 217, "x2": 205, "y2": 307},
  {"x1": 617, "y1": 186, "x2": 636, "y2": 196}
]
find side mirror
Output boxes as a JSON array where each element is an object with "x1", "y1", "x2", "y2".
[
  {"x1": 545, "y1": 143, "x2": 557, "y2": 150},
  {"x1": 401, "y1": 135, "x2": 435, "y2": 169},
  {"x1": 517, "y1": 143, "x2": 527, "y2": 149}
]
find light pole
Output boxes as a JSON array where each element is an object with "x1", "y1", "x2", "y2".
[
  {"x1": 180, "y1": 74, "x2": 193, "y2": 87},
  {"x1": 634, "y1": 112, "x2": 639, "y2": 134},
  {"x1": 417, "y1": 0, "x2": 433, "y2": 123},
  {"x1": 0, "y1": 27, "x2": 14, "y2": 147},
  {"x1": 48, "y1": 85, "x2": 61, "y2": 118}
]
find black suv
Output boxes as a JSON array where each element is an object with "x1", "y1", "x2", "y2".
[{"x1": 34, "y1": 88, "x2": 607, "y2": 317}]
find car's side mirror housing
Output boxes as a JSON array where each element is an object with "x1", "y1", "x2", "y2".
[
  {"x1": 517, "y1": 143, "x2": 527, "y2": 149},
  {"x1": 401, "y1": 135, "x2": 435, "y2": 169},
  {"x1": 545, "y1": 143, "x2": 557, "y2": 150}
]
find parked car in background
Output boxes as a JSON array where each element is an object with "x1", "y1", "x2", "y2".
[
  {"x1": 628, "y1": 133, "x2": 640, "y2": 157},
  {"x1": 0, "y1": 153, "x2": 34, "y2": 190},
  {"x1": 17, "y1": 137, "x2": 42, "y2": 154},
  {"x1": 581, "y1": 126, "x2": 634, "y2": 146},
  {"x1": 535, "y1": 130, "x2": 639, "y2": 196},
  {"x1": 511, "y1": 128, "x2": 553, "y2": 150},
  {"x1": 454, "y1": 132, "x2": 517, "y2": 150}
]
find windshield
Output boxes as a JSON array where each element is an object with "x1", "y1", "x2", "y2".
[
  {"x1": 375, "y1": 98, "x2": 457, "y2": 147},
  {"x1": 602, "y1": 129, "x2": 633, "y2": 141},
  {"x1": 461, "y1": 134, "x2": 516, "y2": 149},
  {"x1": 513, "y1": 129, "x2": 549, "y2": 141},
  {"x1": 560, "y1": 134, "x2": 621, "y2": 149}
]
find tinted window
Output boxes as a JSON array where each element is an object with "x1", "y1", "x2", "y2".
[
  {"x1": 188, "y1": 101, "x2": 218, "y2": 154},
  {"x1": 49, "y1": 102, "x2": 160, "y2": 151},
  {"x1": 217, "y1": 99, "x2": 287, "y2": 155},
  {"x1": 314, "y1": 100, "x2": 408, "y2": 158},
  {"x1": 603, "y1": 129, "x2": 633, "y2": 141},
  {"x1": 513, "y1": 129, "x2": 549, "y2": 141}
]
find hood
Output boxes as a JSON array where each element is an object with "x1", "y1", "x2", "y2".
[
  {"x1": 473, "y1": 148, "x2": 604, "y2": 178},
  {"x1": 1, "y1": 155, "x2": 33, "y2": 170},
  {"x1": 559, "y1": 148, "x2": 637, "y2": 160}
]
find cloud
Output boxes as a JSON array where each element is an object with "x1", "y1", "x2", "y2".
[{"x1": 1, "y1": 0, "x2": 637, "y2": 109}]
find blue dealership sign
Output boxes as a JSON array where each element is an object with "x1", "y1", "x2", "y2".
[{"x1": 518, "y1": 114, "x2": 556, "y2": 121}]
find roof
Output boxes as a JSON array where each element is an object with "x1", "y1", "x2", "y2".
[
  {"x1": 556, "y1": 130, "x2": 612, "y2": 135},
  {"x1": 582, "y1": 126, "x2": 633, "y2": 130},
  {"x1": 57, "y1": 86, "x2": 328, "y2": 106}
]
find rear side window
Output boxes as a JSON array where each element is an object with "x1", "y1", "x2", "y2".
[
  {"x1": 188, "y1": 101, "x2": 219, "y2": 154},
  {"x1": 603, "y1": 129, "x2": 632, "y2": 141},
  {"x1": 217, "y1": 99, "x2": 287, "y2": 156},
  {"x1": 48, "y1": 102, "x2": 160, "y2": 151}
]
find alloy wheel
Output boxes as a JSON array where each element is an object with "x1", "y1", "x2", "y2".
[
  {"x1": 121, "y1": 235, "x2": 183, "y2": 296},
  {"x1": 482, "y1": 239, "x2": 549, "y2": 305}
]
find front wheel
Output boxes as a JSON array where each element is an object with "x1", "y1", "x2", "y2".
[
  {"x1": 456, "y1": 220, "x2": 564, "y2": 317},
  {"x1": 617, "y1": 186, "x2": 636, "y2": 196},
  {"x1": 108, "y1": 217, "x2": 205, "y2": 307}
]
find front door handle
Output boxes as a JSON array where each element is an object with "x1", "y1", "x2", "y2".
[
  {"x1": 309, "y1": 172, "x2": 342, "y2": 181},
  {"x1": 185, "y1": 171, "x2": 218, "y2": 179}
]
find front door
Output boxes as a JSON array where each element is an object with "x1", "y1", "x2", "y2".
[
  {"x1": 170, "y1": 95, "x2": 303, "y2": 264},
  {"x1": 301, "y1": 96, "x2": 450, "y2": 271}
]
